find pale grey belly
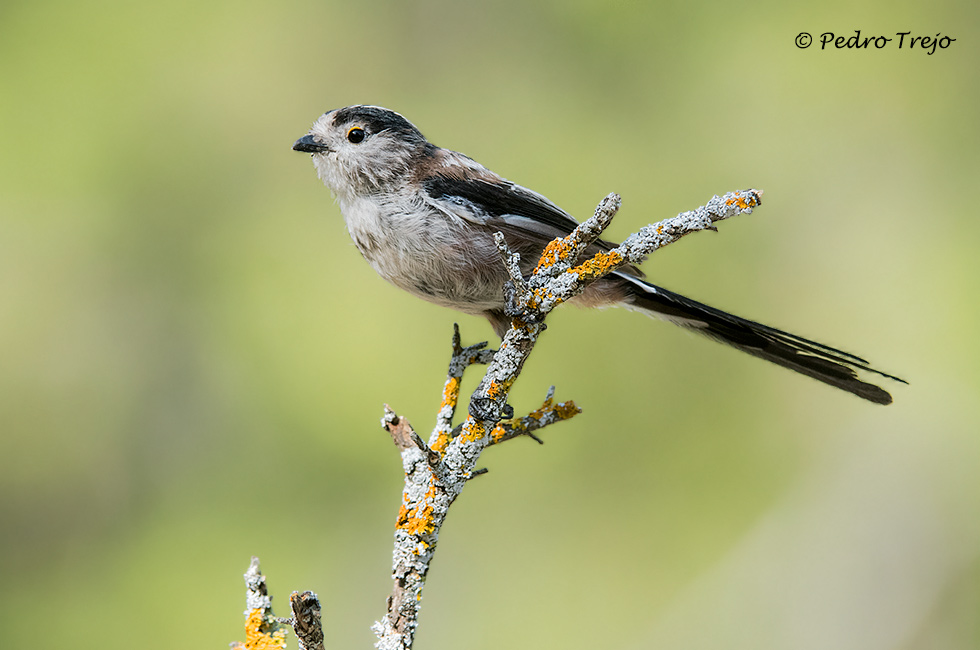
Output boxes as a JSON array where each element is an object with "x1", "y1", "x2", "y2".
[{"x1": 348, "y1": 215, "x2": 508, "y2": 315}]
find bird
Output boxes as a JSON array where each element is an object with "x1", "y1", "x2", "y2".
[{"x1": 293, "y1": 105, "x2": 903, "y2": 404}]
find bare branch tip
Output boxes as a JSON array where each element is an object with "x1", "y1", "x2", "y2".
[
  {"x1": 382, "y1": 404, "x2": 398, "y2": 425},
  {"x1": 384, "y1": 406, "x2": 423, "y2": 454},
  {"x1": 451, "y1": 323, "x2": 462, "y2": 354},
  {"x1": 600, "y1": 192, "x2": 622, "y2": 212},
  {"x1": 289, "y1": 591, "x2": 324, "y2": 650},
  {"x1": 411, "y1": 430, "x2": 442, "y2": 467}
]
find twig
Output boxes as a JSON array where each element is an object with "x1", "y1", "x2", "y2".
[
  {"x1": 287, "y1": 591, "x2": 324, "y2": 650},
  {"x1": 487, "y1": 386, "x2": 581, "y2": 446},
  {"x1": 430, "y1": 324, "x2": 496, "y2": 454},
  {"x1": 383, "y1": 406, "x2": 440, "y2": 468}
]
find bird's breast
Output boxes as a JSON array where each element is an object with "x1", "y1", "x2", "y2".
[{"x1": 336, "y1": 195, "x2": 506, "y2": 314}]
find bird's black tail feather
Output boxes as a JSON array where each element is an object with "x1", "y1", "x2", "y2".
[{"x1": 618, "y1": 274, "x2": 905, "y2": 405}]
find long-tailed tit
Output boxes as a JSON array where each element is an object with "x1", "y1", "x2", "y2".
[{"x1": 293, "y1": 105, "x2": 902, "y2": 404}]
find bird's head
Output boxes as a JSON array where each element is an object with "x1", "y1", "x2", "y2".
[{"x1": 293, "y1": 105, "x2": 429, "y2": 197}]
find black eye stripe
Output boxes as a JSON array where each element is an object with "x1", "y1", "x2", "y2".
[{"x1": 333, "y1": 106, "x2": 424, "y2": 142}]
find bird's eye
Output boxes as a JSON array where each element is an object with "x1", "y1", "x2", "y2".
[{"x1": 347, "y1": 127, "x2": 365, "y2": 143}]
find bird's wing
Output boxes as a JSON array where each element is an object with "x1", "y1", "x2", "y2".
[
  {"x1": 422, "y1": 164, "x2": 641, "y2": 274},
  {"x1": 423, "y1": 172, "x2": 578, "y2": 234}
]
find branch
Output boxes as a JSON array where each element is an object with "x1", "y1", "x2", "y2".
[
  {"x1": 231, "y1": 558, "x2": 289, "y2": 650},
  {"x1": 286, "y1": 591, "x2": 324, "y2": 650},
  {"x1": 372, "y1": 189, "x2": 763, "y2": 649},
  {"x1": 488, "y1": 386, "x2": 581, "y2": 446},
  {"x1": 232, "y1": 559, "x2": 324, "y2": 650},
  {"x1": 230, "y1": 190, "x2": 763, "y2": 650},
  {"x1": 429, "y1": 323, "x2": 495, "y2": 455}
]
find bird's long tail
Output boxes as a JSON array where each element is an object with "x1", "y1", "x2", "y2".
[{"x1": 617, "y1": 274, "x2": 905, "y2": 405}]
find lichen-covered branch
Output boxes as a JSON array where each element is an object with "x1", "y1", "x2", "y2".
[
  {"x1": 230, "y1": 190, "x2": 762, "y2": 650},
  {"x1": 372, "y1": 189, "x2": 763, "y2": 650},
  {"x1": 232, "y1": 559, "x2": 324, "y2": 650},
  {"x1": 488, "y1": 385, "x2": 581, "y2": 446},
  {"x1": 430, "y1": 323, "x2": 496, "y2": 455},
  {"x1": 232, "y1": 558, "x2": 289, "y2": 650}
]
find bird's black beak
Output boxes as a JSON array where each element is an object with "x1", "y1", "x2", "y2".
[{"x1": 292, "y1": 135, "x2": 331, "y2": 153}]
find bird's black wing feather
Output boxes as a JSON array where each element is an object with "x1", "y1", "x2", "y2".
[
  {"x1": 423, "y1": 174, "x2": 642, "y2": 274},
  {"x1": 425, "y1": 175, "x2": 580, "y2": 235}
]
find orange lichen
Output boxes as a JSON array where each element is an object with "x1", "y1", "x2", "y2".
[
  {"x1": 525, "y1": 398, "x2": 581, "y2": 427},
  {"x1": 490, "y1": 399, "x2": 581, "y2": 443},
  {"x1": 534, "y1": 236, "x2": 576, "y2": 272},
  {"x1": 553, "y1": 400, "x2": 581, "y2": 420},
  {"x1": 484, "y1": 378, "x2": 515, "y2": 402},
  {"x1": 570, "y1": 250, "x2": 624, "y2": 281},
  {"x1": 441, "y1": 376, "x2": 461, "y2": 409},
  {"x1": 430, "y1": 433, "x2": 450, "y2": 454},
  {"x1": 396, "y1": 484, "x2": 437, "y2": 536},
  {"x1": 725, "y1": 192, "x2": 759, "y2": 211},
  {"x1": 396, "y1": 493, "x2": 411, "y2": 527},
  {"x1": 233, "y1": 608, "x2": 287, "y2": 650},
  {"x1": 490, "y1": 422, "x2": 508, "y2": 442},
  {"x1": 431, "y1": 375, "x2": 463, "y2": 453},
  {"x1": 457, "y1": 419, "x2": 487, "y2": 444},
  {"x1": 485, "y1": 379, "x2": 501, "y2": 398}
]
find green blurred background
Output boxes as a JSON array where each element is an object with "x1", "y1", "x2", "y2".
[{"x1": 1, "y1": 0, "x2": 977, "y2": 648}]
